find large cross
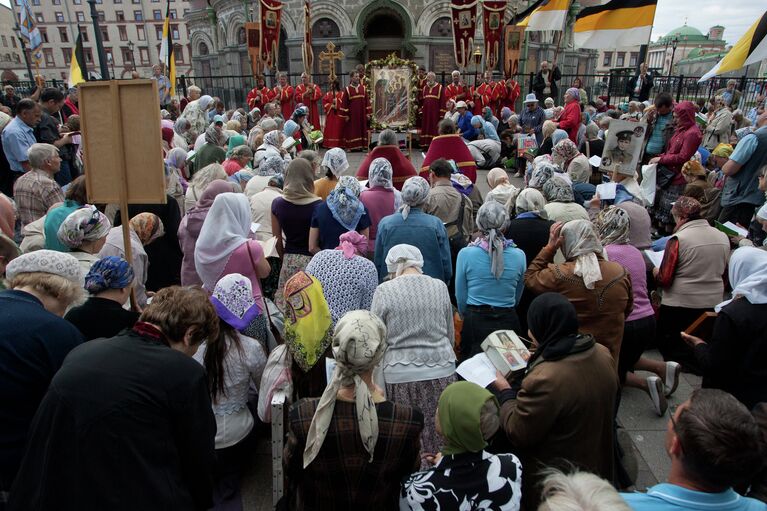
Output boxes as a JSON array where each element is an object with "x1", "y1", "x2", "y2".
[{"x1": 319, "y1": 41, "x2": 344, "y2": 82}]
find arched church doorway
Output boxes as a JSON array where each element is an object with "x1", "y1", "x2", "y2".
[{"x1": 363, "y1": 10, "x2": 406, "y2": 60}]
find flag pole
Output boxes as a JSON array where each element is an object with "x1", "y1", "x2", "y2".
[{"x1": 551, "y1": 0, "x2": 571, "y2": 67}]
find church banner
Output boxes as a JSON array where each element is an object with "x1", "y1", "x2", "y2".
[
  {"x1": 259, "y1": 0, "x2": 282, "y2": 70},
  {"x1": 302, "y1": 0, "x2": 313, "y2": 75},
  {"x1": 450, "y1": 0, "x2": 479, "y2": 70},
  {"x1": 482, "y1": 0, "x2": 506, "y2": 71},
  {"x1": 504, "y1": 25, "x2": 525, "y2": 78},
  {"x1": 245, "y1": 22, "x2": 261, "y2": 78}
]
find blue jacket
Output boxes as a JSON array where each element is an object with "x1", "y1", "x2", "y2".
[{"x1": 457, "y1": 111, "x2": 477, "y2": 140}]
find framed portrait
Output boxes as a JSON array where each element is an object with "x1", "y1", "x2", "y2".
[
  {"x1": 365, "y1": 54, "x2": 418, "y2": 130},
  {"x1": 600, "y1": 119, "x2": 647, "y2": 175}
]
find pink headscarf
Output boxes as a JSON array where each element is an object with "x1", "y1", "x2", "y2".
[{"x1": 336, "y1": 231, "x2": 368, "y2": 259}]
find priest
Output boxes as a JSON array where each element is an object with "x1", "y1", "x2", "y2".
[
  {"x1": 246, "y1": 75, "x2": 272, "y2": 111},
  {"x1": 470, "y1": 71, "x2": 496, "y2": 115},
  {"x1": 293, "y1": 72, "x2": 322, "y2": 129},
  {"x1": 496, "y1": 76, "x2": 521, "y2": 113},
  {"x1": 445, "y1": 70, "x2": 469, "y2": 105},
  {"x1": 271, "y1": 72, "x2": 294, "y2": 120},
  {"x1": 420, "y1": 118, "x2": 477, "y2": 183},
  {"x1": 322, "y1": 80, "x2": 345, "y2": 149},
  {"x1": 340, "y1": 71, "x2": 370, "y2": 152},
  {"x1": 419, "y1": 71, "x2": 445, "y2": 148},
  {"x1": 356, "y1": 129, "x2": 417, "y2": 190}
]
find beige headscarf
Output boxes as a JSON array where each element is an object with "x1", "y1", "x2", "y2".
[
  {"x1": 283, "y1": 158, "x2": 320, "y2": 205},
  {"x1": 302, "y1": 310, "x2": 387, "y2": 468}
]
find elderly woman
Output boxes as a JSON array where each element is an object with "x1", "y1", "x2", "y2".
[
  {"x1": 456, "y1": 201, "x2": 527, "y2": 360},
  {"x1": 0, "y1": 251, "x2": 85, "y2": 490},
  {"x1": 178, "y1": 94, "x2": 213, "y2": 139},
  {"x1": 595, "y1": 207, "x2": 679, "y2": 415},
  {"x1": 99, "y1": 213, "x2": 164, "y2": 308},
  {"x1": 556, "y1": 88, "x2": 582, "y2": 144},
  {"x1": 283, "y1": 119, "x2": 303, "y2": 155},
  {"x1": 284, "y1": 310, "x2": 423, "y2": 509},
  {"x1": 245, "y1": 153, "x2": 284, "y2": 196},
  {"x1": 309, "y1": 176, "x2": 371, "y2": 254},
  {"x1": 654, "y1": 197, "x2": 730, "y2": 373},
  {"x1": 193, "y1": 126, "x2": 227, "y2": 176},
  {"x1": 681, "y1": 160, "x2": 721, "y2": 223},
  {"x1": 255, "y1": 130, "x2": 291, "y2": 170},
  {"x1": 359, "y1": 158, "x2": 402, "y2": 251},
  {"x1": 56, "y1": 205, "x2": 112, "y2": 273},
  {"x1": 703, "y1": 96, "x2": 733, "y2": 150},
  {"x1": 374, "y1": 176, "x2": 451, "y2": 283},
  {"x1": 165, "y1": 147, "x2": 188, "y2": 210},
  {"x1": 485, "y1": 167, "x2": 519, "y2": 207},
  {"x1": 468, "y1": 115, "x2": 502, "y2": 169},
  {"x1": 222, "y1": 144, "x2": 253, "y2": 177},
  {"x1": 184, "y1": 162, "x2": 228, "y2": 211},
  {"x1": 401, "y1": 382, "x2": 523, "y2": 511},
  {"x1": 272, "y1": 158, "x2": 322, "y2": 311},
  {"x1": 64, "y1": 256, "x2": 139, "y2": 341},
  {"x1": 356, "y1": 129, "x2": 418, "y2": 190},
  {"x1": 542, "y1": 176, "x2": 590, "y2": 223},
  {"x1": 493, "y1": 293, "x2": 617, "y2": 510},
  {"x1": 552, "y1": 138, "x2": 591, "y2": 184},
  {"x1": 527, "y1": 156, "x2": 558, "y2": 190},
  {"x1": 306, "y1": 231, "x2": 378, "y2": 324},
  {"x1": 193, "y1": 273, "x2": 268, "y2": 509},
  {"x1": 173, "y1": 118, "x2": 192, "y2": 149},
  {"x1": 538, "y1": 120, "x2": 558, "y2": 156},
  {"x1": 579, "y1": 122, "x2": 604, "y2": 167},
  {"x1": 525, "y1": 220, "x2": 633, "y2": 362},
  {"x1": 680, "y1": 247, "x2": 767, "y2": 409},
  {"x1": 372, "y1": 244, "x2": 456, "y2": 466},
  {"x1": 314, "y1": 147, "x2": 348, "y2": 200}
]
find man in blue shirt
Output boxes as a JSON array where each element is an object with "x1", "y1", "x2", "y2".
[
  {"x1": 622, "y1": 388, "x2": 765, "y2": 511},
  {"x1": 455, "y1": 101, "x2": 476, "y2": 141},
  {"x1": 152, "y1": 64, "x2": 171, "y2": 108},
  {"x1": 1, "y1": 99, "x2": 40, "y2": 194}
]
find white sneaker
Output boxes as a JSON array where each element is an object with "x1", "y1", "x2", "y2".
[
  {"x1": 647, "y1": 376, "x2": 668, "y2": 417},
  {"x1": 664, "y1": 361, "x2": 681, "y2": 397}
]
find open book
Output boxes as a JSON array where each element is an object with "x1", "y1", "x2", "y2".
[{"x1": 481, "y1": 330, "x2": 531, "y2": 378}]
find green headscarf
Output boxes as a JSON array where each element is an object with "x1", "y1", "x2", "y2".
[
  {"x1": 438, "y1": 381, "x2": 498, "y2": 455},
  {"x1": 44, "y1": 200, "x2": 81, "y2": 252},
  {"x1": 226, "y1": 134, "x2": 247, "y2": 158}
]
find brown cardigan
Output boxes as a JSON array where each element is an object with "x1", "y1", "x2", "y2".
[
  {"x1": 501, "y1": 343, "x2": 618, "y2": 509},
  {"x1": 524, "y1": 245, "x2": 633, "y2": 361}
]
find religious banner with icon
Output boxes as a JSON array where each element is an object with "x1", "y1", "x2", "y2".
[
  {"x1": 245, "y1": 22, "x2": 261, "y2": 78},
  {"x1": 482, "y1": 0, "x2": 506, "y2": 71},
  {"x1": 302, "y1": 0, "x2": 313, "y2": 75},
  {"x1": 450, "y1": 0, "x2": 478, "y2": 70},
  {"x1": 259, "y1": 0, "x2": 282, "y2": 70},
  {"x1": 364, "y1": 54, "x2": 418, "y2": 130},
  {"x1": 504, "y1": 25, "x2": 525, "y2": 78}
]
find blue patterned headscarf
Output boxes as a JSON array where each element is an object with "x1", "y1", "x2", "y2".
[
  {"x1": 85, "y1": 256, "x2": 135, "y2": 294},
  {"x1": 326, "y1": 176, "x2": 364, "y2": 231}
]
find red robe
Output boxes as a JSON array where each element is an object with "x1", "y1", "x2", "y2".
[
  {"x1": 445, "y1": 83, "x2": 468, "y2": 105},
  {"x1": 272, "y1": 84, "x2": 294, "y2": 119},
  {"x1": 496, "y1": 79, "x2": 520, "y2": 113},
  {"x1": 356, "y1": 145, "x2": 417, "y2": 190},
  {"x1": 247, "y1": 86, "x2": 273, "y2": 110},
  {"x1": 420, "y1": 133, "x2": 477, "y2": 183},
  {"x1": 340, "y1": 84, "x2": 370, "y2": 151},
  {"x1": 322, "y1": 90, "x2": 345, "y2": 149},
  {"x1": 470, "y1": 82, "x2": 495, "y2": 115},
  {"x1": 294, "y1": 83, "x2": 322, "y2": 129},
  {"x1": 416, "y1": 77, "x2": 428, "y2": 129},
  {"x1": 420, "y1": 83, "x2": 445, "y2": 147}
]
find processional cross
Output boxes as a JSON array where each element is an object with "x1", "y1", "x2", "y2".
[{"x1": 319, "y1": 42, "x2": 345, "y2": 82}]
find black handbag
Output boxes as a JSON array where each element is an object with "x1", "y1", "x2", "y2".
[
  {"x1": 445, "y1": 195, "x2": 468, "y2": 254},
  {"x1": 655, "y1": 164, "x2": 676, "y2": 190}
]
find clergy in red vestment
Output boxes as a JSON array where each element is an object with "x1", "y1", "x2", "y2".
[
  {"x1": 340, "y1": 71, "x2": 370, "y2": 152},
  {"x1": 415, "y1": 66, "x2": 427, "y2": 130},
  {"x1": 470, "y1": 71, "x2": 496, "y2": 115},
  {"x1": 419, "y1": 72, "x2": 446, "y2": 148},
  {"x1": 322, "y1": 80, "x2": 345, "y2": 149},
  {"x1": 271, "y1": 72, "x2": 294, "y2": 120},
  {"x1": 293, "y1": 72, "x2": 322, "y2": 129},
  {"x1": 247, "y1": 76, "x2": 273, "y2": 111},
  {"x1": 445, "y1": 70, "x2": 469, "y2": 106},
  {"x1": 355, "y1": 129, "x2": 417, "y2": 190},
  {"x1": 495, "y1": 77, "x2": 521, "y2": 113},
  {"x1": 420, "y1": 118, "x2": 477, "y2": 183}
]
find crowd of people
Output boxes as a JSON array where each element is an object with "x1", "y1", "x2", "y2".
[{"x1": 0, "y1": 63, "x2": 766, "y2": 511}]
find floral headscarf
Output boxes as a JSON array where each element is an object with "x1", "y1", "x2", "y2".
[
  {"x1": 258, "y1": 154, "x2": 285, "y2": 176},
  {"x1": 284, "y1": 119, "x2": 300, "y2": 138},
  {"x1": 210, "y1": 273, "x2": 262, "y2": 333},
  {"x1": 551, "y1": 139, "x2": 580, "y2": 167},
  {"x1": 165, "y1": 147, "x2": 188, "y2": 170},
  {"x1": 129, "y1": 213, "x2": 165, "y2": 246},
  {"x1": 470, "y1": 201, "x2": 513, "y2": 279},
  {"x1": 515, "y1": 188, "x2": 547, "y2": 217},
  {"x1": 671, "y1": 196, "x2": 702, "y2": 220},
  {"x1": 369, "y1": 157, "x2": 394, "y2": 189},
  {"x1": 321, "y1": 147, "x2": 349, "y2": 177},
  {"x1": 204, "y1": 126, "x2": 225, "y2": 146},
  {"x1": 596, "y1": 206, "x2": 631, "y2": 246},
  {"x1": 562, "y1": 219, "x2": 604, "y2": 289},
  {"x1": 326, "y1": 176, "x2": 365, "y2": 231},
  {"x1": 543, "y1": 175, "x2": 574, "y2": 203},
  {"x1": 400, "y1": 176, "x2": 430, "y2": 219},
  {"x1": 84, "y1": 256, "x2": 135, "y2": 294},
  {"x1": 263, "y1": 130, "x2": 282, "y2": 148},
  {"x1": 551, "y1": 129, "x2": 569, "y2": 146},
  {"x1": 529, "y1": 159, "x2": 559, "y2": 190},
  {"x1": 284, "y1": 270, "x2": 333, "y2": 374},
  {"x1": 57, "y1": 205, "x2": 112, "y2": 249}
]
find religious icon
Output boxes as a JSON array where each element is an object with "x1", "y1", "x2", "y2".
[
  {"x1": 265, "y1": 11, "x2": 277, "y2": 29},
  {"x1": 489, "y1": 13, "x2": 500, "y2": 30},
  {"x1": 459, "y1": 11, "x2": 472, "y2": 29},
  {"x1": 370, "y1": 65, "x2": 413, "y2": 128}
]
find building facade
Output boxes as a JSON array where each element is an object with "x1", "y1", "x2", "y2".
[
  {"x1": 0, "y1": 5, "x2": 26, "y2": 82},
  {"x1": 646, "y1": 24, "x2": 726, "y2": 76},
  {"x1": 594, "y1": 45, "x2": 642, "y2": 76},
  {"x1": 4, "y1": 0, "x2": 195, "y2": 82}
]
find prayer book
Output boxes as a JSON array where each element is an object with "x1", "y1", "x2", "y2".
[
  {"x1": 715, "y1": 221, "x2": 748, "y2": 238},
  {"x1": 481, "y1": 330, "x2": 531, "y2": 378},
  {"x1": 282, "y1": 136, "x2": 299, "y2": 150},
  {"x1": 644, "y1": 249, "x2": 664, "y2": 269},
  {"x1": 456, "y1": 353, "x2": 497, "y2": 388},
  {"x1": 588, "y1": 155, "x2": 602, "y2": 167},
  {"x1": 595, "y1": 182, "x2": 617, "y2": 200}
]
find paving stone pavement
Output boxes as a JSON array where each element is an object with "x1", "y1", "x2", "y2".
[{"x1": 239, "y1": 152, "x2": 699, "y2": 508}]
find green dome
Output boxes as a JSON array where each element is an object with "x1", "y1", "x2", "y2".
[
  {"x1": 666, "y1": 25, "x2": 704, "y2": 39},
  {"x1": 686, "y1": 47, "x2": 702, "y2": 59}
]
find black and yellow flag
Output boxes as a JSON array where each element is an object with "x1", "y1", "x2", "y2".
[
  {"x1": 68, "y1": 29, "x2": 87, "y2": 88},
  {"x1": 159, "y1": 0, "x2": 176, "y2": 96},
  {"x1": 700, "y1": 10, "x2": 767, "y2": 81}
]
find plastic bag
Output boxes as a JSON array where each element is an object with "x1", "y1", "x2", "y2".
[
  {"x1": 641, "y1": 164, "x2": 657, "y2": 205},
  {"x1": 257, "y1": 344, "x2": 292, "y2": 423}
]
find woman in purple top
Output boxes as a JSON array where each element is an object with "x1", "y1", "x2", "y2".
[
  {"x1": 359, "y1": 158, "x2": 402, "y2": 254},
  {"x1": 596, "y1": 207, "x2": 680, "y2": 417}
]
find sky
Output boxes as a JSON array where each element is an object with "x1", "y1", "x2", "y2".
[{"x1": 0, "y1": 0, "x2": 761, "y2": 48}]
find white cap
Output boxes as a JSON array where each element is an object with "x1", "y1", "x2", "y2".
[{"x1": 456, "y1": 101, "x2": 468, "y2": 109}]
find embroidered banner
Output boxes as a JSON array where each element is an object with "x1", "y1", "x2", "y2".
[
  {"x1": 450, "y1": 0, "x2": 479, "y2": 70},
  {"x1": 482, "y1": 0, "x2": 506, "y2": 71},
  {"x1": 503, "y1": 25, "x2": 525, "y2": 78},
  {"x1": 259, "y1": 0, "x2": 282, "y2": 69}
]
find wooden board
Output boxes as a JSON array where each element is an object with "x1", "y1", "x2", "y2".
[
  {"x1": 685, "y1": 311, "x2": 718, "y2": 340},
  {"x1": 79, "y1": 79, "x2": 166, "y2": 205}
]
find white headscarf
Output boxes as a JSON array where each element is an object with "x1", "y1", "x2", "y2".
[
  {"x1": 385, "y1": 244, "x2": 424, "y2": 277},
  {"x1": 194, "y1": 193, "x2": 251, "y2": 290},
  {"x1": 715, "y1": 247, "x2": 767, "y2": 312},
  {"x1": 399, "y1": 176, "x2": 430, "y2": 219},
  {"x1": 321, "y1": 147, "x2": 349, "y2": 177},
  {"x1": 561, "y1": 219, "x2": 604, "y2": 289}
]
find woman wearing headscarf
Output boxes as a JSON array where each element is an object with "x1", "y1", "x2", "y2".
[
  {"x1": 372, "y1": 244, "x2": 455, "y2": 467},
  {"x1": 283, "y1": 119, "x2": 303, "y2": 155},
  {"x1": 648, "y1": 101, "x2": 702, "y2": 234},
  {"x1": 195, "y1": 193, "x2": 272, "y2": 343},
  {"x1": 527, "y1": 157, "x2": 558, "y2": 190},
  {"x1": 551, "y1": 138, "x2": 591, "y2": 184},
  {"x1": 165, "y1": 147, "x2": 189, "y2": 208},
  {"x1": 192, "y1": 126, "x2": 227, "y2": 176},
  {"x1": 271, "y1": 158, "x2": 322, "y2": 312},
  {"x1": 314, "y1": 147, "x2": 348, "y2": 200},
  {"x1": 703, "y1": 95, "x2": 733, "y2": 151},
  {"x1": 173, "y1": 118, "x2": 192, "y2": 150},
  {"x1": 537, "y1": 120, "x2": 558, "y2": 156},
  {"x1": 456, "y1": 202, "x2": 527, "y2": 360},
  {"x1": 654, "y1": 197, "x2": 729, "y2": 373},
  {"x1": 482, "y1": 105, "x2": 499, "y2": 130},
  {"x1": 245, "y1": 153, "x2": 284, "y2": 196},
  {"x1": 493, "y1": 293, "x2": 617, "y2": 510},
  {"x1": 680, "y1": 160, "x2": 721, "y2": 223},
  {"x1": 99, "y1": 212, "x2": 164, "y2": 308},
  {"x1": 359, "y1": 158, "x2": 402, "y2": 251},
  {"x1": 680, "y1": 247, "x2": 767, "y2": 409},
  {"x1": 178, "y1": 94, "x2": 213, "y2": 140},
  {"x1": 579, "y1": 122, "x2": 604, "y2": 169},
  {"x1": 222, "y1": 144, "x2": 253, "y2": 177},
  {"x1": 525, "y1": 219, "x2": 633, "y2": 362},
  {"x1": 178, "y1": 180, "x2": 238, "y2": 286},
  {"x1": 305, "y1": 231, "x2": 378, "y2": 325},
  {"x1": 56, "y1": 205, "x2": 112, "y2": 273},
  {"x1": 468, "y1": 115, "x2": 502, "y2": 169},
  {"x1": 284, "y1": 310, "x2": 423, "y2": 509},
  {"x1": 193, "y1": 273, "x2": 268, "y2": 509},
  {"x1": 184, "y1": 162, "x2": 228, "y2": 212},
  {"x1": 484, "y1": 167, "x2": 519, "y2": 208},
  {"x1": 401, "y1": 381, "x2": 523, "y2": 511},
  {"x1": 64, "y1": 256, "x2": 139, "y2": 341},
  {"x1": 308, "y1": 176, "x2": 371, "y2": 254},
  {"x1": 542, "y1": 175, "x2": 590, "y2": 223},
  {"x1": 556, "y1": 88, "x2": 582, "y2": 144},
  {"x1": 374, "y1": 176, "x2": 451, "y2": 283},
  {"x1": 596, "y1": 207, "x2": 679, "y2": 415}
]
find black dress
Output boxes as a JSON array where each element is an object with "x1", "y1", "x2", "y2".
[
  {"x1": 8, "y1": 329, "x2": 216, "y2": 511},
  {"x1": 65, "y1": 297, "x2": 140, "y2": 341}
]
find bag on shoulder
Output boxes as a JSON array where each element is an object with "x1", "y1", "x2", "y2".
[
  {"x1": 257, "y1": 344, "x2": 292, "y2": 423},
  {"x1": 445, "y1": 195, "x2": 468, "y2": 254}
]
